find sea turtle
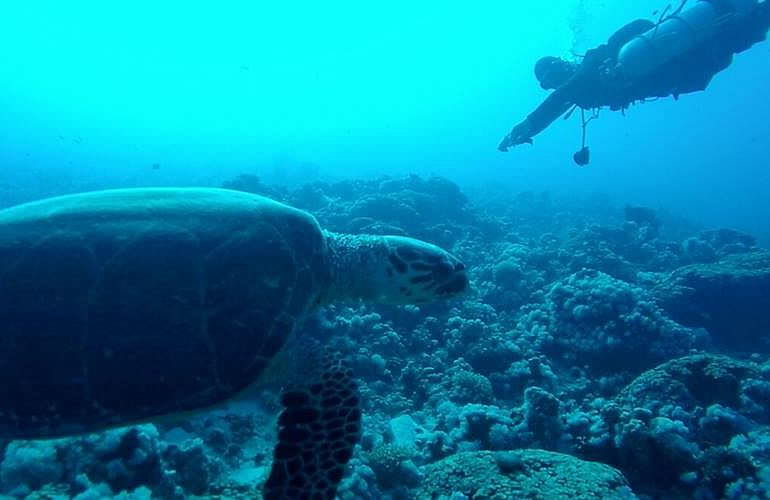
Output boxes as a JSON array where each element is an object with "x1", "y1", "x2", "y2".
[{"x1": 0, "y1": 187, "x2": 467, "y2": 496}]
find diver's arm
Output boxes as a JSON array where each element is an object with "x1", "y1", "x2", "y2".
[{"x1": 498, "y1": 87, "x2": 575, "y2": 151}]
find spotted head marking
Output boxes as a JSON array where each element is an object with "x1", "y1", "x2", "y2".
[
  {"x1": 381, "y1": 236, "x2": 468, "y2": 303},
  {"x1": 322, "y1": 232, "x2": 469, "y2": 306}
]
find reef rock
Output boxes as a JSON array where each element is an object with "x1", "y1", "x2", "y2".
[
  {"x1": 608, "y1": 354, "x2": 770, "y2": 497},
  {"x1": 615, "y1": 354, "x2": 768, "y2": 417},
  {"x1": 652, "y1": 251, "x2": 770, "y2": 349}
]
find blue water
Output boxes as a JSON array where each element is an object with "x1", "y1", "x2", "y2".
[
  {"x1": 2, "y1": 1, "x2": 768, "y2": 239},
  {"x1": 0, "y1": 1, "x2": 769, "y2": 499}
]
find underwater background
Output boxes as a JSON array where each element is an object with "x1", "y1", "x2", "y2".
[{"x1": 0, "y1": 0, "x2": 769, "y2": 498}]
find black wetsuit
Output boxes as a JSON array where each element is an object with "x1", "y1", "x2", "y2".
[{"x1": 499, "y1": 0, "x2": 770, "y2": 151}]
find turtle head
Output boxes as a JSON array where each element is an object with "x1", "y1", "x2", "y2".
[
  {"x1": 378, "y1": 236, "x2": 468, "y2": 304},
  {"x1": 323, "y1": 232, "x2": 468, "y2": 305}
]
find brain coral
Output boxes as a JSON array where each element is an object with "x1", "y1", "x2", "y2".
[{"x1": 417, "y1": 450, "x2": 637, "y2": 499}]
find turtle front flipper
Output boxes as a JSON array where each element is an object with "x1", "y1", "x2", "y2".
[{"x1": 263, "y1": 351, "x2": 361, "y2": 500}]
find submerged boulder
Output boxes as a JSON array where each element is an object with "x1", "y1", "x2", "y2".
[{"x1": 652, "y1": 251, "x2": 770, "y2": 350}]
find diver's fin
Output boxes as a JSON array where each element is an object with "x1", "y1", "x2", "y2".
[{"x1": 262, "y1": 350, "x2": 361, "y2": 500}]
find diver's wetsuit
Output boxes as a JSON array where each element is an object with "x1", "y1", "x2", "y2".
[{"x1": 499, "y1": 0, "x2": 770, "y2": 151}]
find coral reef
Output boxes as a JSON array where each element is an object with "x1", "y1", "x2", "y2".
[
  {"x1": 572, "y1": 354, "x2": 770, "y2": 498},
  {"x1": 516, "y1": 269, "x2": 704, "y2": 374},
  {"x1": 2, "y1": 174, "x2": 769, "y2": 499}
]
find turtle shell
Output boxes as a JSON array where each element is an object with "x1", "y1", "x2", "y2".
[{"x1": 0, "y1": 188, "x2": 331, "y2": 438}]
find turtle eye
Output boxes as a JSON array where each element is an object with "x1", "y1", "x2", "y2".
[{"x1": 434, "y1": 261, "x2": 453, "y2": 278}]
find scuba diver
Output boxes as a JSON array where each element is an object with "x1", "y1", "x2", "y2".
[{"x1": 498, "y1": 0, "x2": 770, "y2": 165}]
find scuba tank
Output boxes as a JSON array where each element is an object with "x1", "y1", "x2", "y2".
[{"x1": 616, "y1": 0, "x2": 758, "y2": 79}]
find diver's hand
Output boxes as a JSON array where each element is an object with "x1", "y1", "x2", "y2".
[{"x1": 498, "y1": 121, "x2": 534, "y2": 151}]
